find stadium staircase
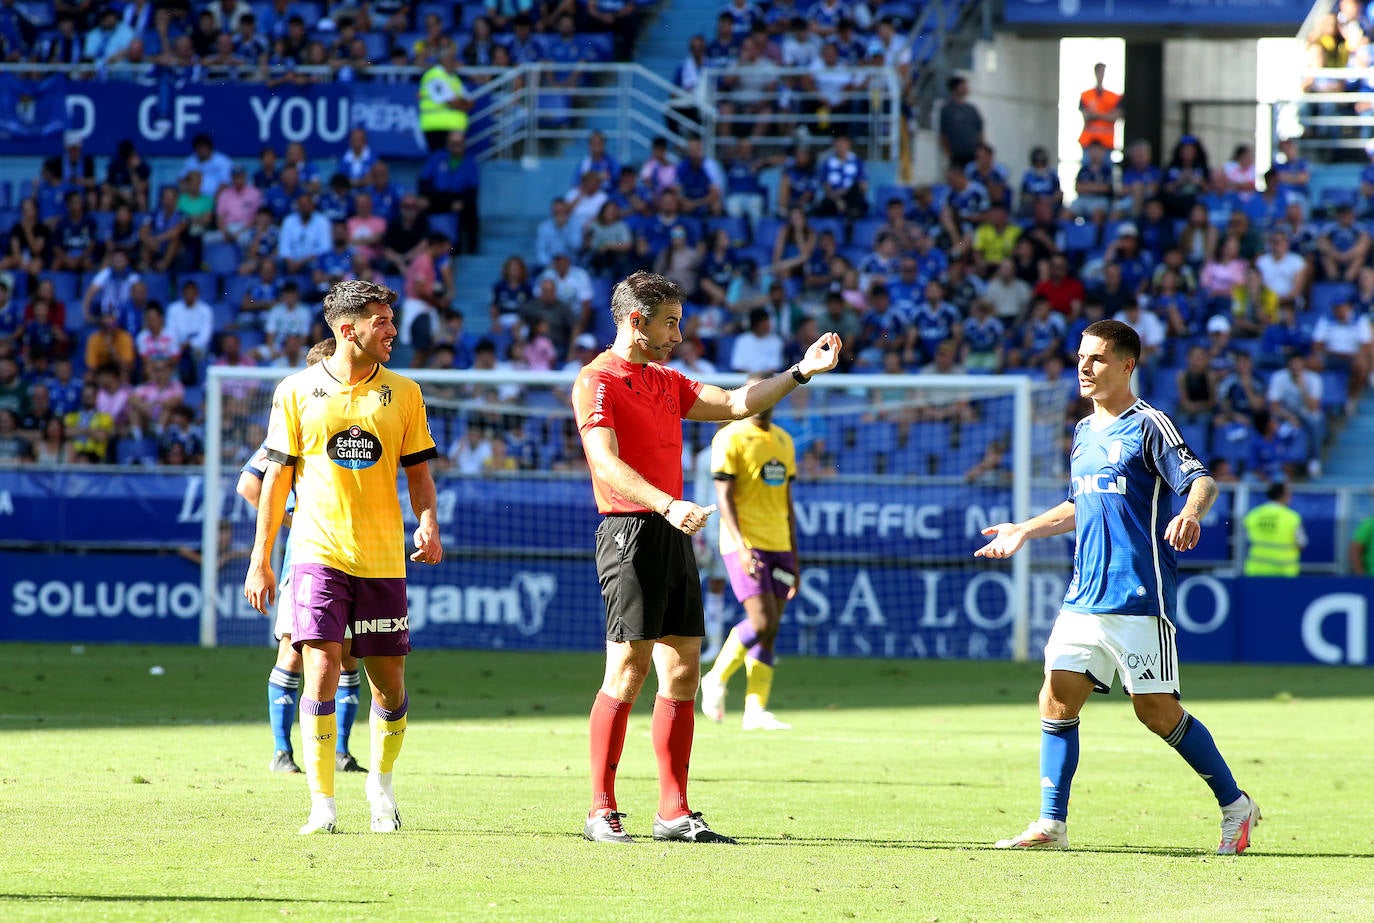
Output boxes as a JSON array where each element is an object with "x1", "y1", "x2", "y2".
[{"x1": 451, "y1": 157, "x2": 583, "y2": 332}]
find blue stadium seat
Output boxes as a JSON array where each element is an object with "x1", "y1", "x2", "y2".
[
  {"x1": 184, "y1": 386, "x2": 205, "y2": 411},
  {"x1": 886, "y1": 440, "x2": 929, "y2": 475},
  {"x1": 0, "y1": 208, "x2": 18, "y2": 233},
  {"x1": 854, "y1": 419, "x2": 899, "y2": 454},
  {"x1": 237, "y1": 327, "x2": 267, "y2": 354},
  {"x1": 934, "y1": 443, "x2": 986, "y2": 477},
  {"x1": 704, "y1": 215, "x2": 750, "y2": 246},
  {"x1": 415, "y1": 1, "x2": 454, "y2": 28},
  {"x1": 581, "y1": 34, "x2": 614, "y2": 62},
  {"x1": 1177, "y1": 421, "x2": 1210, "y2": 456},
  {"x1": 178, "y1": 271, "x2": 222, "y2": 303},
  {"x1": 875, "y1": 184, "x2": 913, "y2": 211},
  {"x1": 40, "y1": 271, "x2": 80, "y2": 305},
  {"x1": 92, "y1": 211, "x2": 115, "y2": 239},
  {"x1": 754, "y1": 216, "x2": 783, "y2": 249},
  {"x1": 834, "y1": 444, "x2": 878, "y2": 475},
  {"x1": 810, "y1": 217, "x2": 846, "y2": 243},
  {"x1": 875, "y1": 2, "x2": 919, "y2": 27},
  {"x1": 17, "y1": 1, "x2": 53, "y2": 27},
  {"x1": 1321, "y1": 371, "x2": 1349, "y2": 414},
  {"x1": 141, "y1": 272, "x2": 172, "y2": 307},
  {"x1": 114, "y1": 437, "x2": 159, "y2": 466},
  {"x1": 0, "y1": 181, "x2": 13, "y2": 208},
  {"x1": 223, "y1": 275, "x2": 253, "y2": 310},
  {"x1": 1310, "y1": 281, "x2": 1355, "y2": 317},
  {"x1": 204, "y1": 242, "x2": 241, "y2": 277},
  {"x1": 1061, "y1": 220, "x2": 1098, "y2": 254},
  {"x1": 1277, "y1": 424, "x2": 1311, "y2": 464},
  {"x1": 212, "y1": 300, "x2": 235, "y2": 332},
  {"x1": 850, "y1": 217, "x2": 886, "y2": 250},
  {"x1": 361, "y1": 32, "x2": 389, "y2": 61},
  {"x1": 1319, "y1": 187, "x2": 1359, "y2": 210},
  {"x1": 1211, "y1": 422, "x2": 1251, "y2": 470},
  {"x1": 428, "y1": 213, "x2": 459, "y2": 244}
]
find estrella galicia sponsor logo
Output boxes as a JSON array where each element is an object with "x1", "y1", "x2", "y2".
[
  {"x1": 761, "y1": 458, "x2": 787, "y2": 486},
  {"x1": 328, "y1": 425, "x2": 382, "y2": 469}
]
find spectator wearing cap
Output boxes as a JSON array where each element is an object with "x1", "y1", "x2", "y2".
[
  {"x1": 55, "y1": 132, "x2": 97, "y2": 208},
  {"x1": 418, "y1": 131, "x2": 480, "y2": 253},
  {"x1": 535, "y1": 198, "x2": 581, "y2": 269},
  {"x1": 215, "y1": 164, "x2": 262, "y2": 246},
  {"x1": 179, "y1": 133, "x2": 234, "y2": 199},
  {"x1": 729, "y1": 306, "x2": 784, "y2": 374},
  {"x1": 1102, "y1": 221, "x2": 1155, "y2": 295},
  {"x1": 278, "y1": 194, "x2": 332, "y2": 274},
  {"x1": 563, "y1": 332, "x2": 602, "y2": 373}
]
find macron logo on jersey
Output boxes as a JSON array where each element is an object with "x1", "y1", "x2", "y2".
[{"x1": 1071, "y1": 473, "x2": 1128, "y2": 497}]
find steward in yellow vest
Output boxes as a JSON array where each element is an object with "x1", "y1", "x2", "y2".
[
  {"x1": 1243, "y1": 482, "x2": 1305, "y2": 576},
  {"x1": 418, "y1": 47, "x2": 470, "y2": 151}
]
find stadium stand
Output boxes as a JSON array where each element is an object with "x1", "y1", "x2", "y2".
[{"x1": 0, "y1": 0, "x2": 1367, "y2": 491}]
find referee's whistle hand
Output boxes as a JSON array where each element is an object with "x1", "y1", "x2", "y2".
[{"x1": 666, "y1": 500, "x2": 710, "y2": 536}]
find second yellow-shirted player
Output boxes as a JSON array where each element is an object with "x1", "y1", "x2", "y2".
[{"x1": 700, "y1": 373, "x2": 799, "y2": 731}]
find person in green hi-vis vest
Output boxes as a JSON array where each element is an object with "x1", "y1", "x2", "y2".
[
  {"x1": 418, "y1": 46, "x2": 470, "y2": 152},
  {"x1": 1348, "y1": 496, "x2": 1374, "y2": 575},
  {"x1": 1242, "y1": 481, "x2": 1306, "y2": 576}
]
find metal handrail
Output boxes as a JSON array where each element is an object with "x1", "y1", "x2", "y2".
[{"x1": 698, "y1": 64, "x2": 902, "y2": 160}]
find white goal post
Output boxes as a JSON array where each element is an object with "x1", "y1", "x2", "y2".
[{"x1": 203, "y1": 366, "x2": 1066, "y2": 661}]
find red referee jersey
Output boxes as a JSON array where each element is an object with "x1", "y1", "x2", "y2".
[{"x1": 572, "y1": 350, "x2": 704, "y2": 514}]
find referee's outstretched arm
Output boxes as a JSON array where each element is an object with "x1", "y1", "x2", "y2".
[{"x1": 686, "y1": 332, "x2": 843, "y2": 422}]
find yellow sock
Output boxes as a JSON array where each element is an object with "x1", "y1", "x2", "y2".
[
  {"x1": 370, "y1": 704, "x2": 408, "y2": 774},
  {"x1": 709, "y1": 627, "x2": 750, "y2": 684},
  {"x1": 301, "y1": 710, "x2": 336, "y2": 798},
  {"x1": 744, "y1": 658, "x2": 775, "y2": 712}
]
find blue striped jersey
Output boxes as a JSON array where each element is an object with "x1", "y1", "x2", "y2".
[{"x1": 1063, "y1": 400, "x2": 1208, "y2": 619}]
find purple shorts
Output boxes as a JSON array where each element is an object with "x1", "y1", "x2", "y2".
[
  {"x1": 724, "y1": 550, "x2": 798, "y2": 603},
  {"x1": 291, "y1": 563, "x2": 410, "y2": 658}
]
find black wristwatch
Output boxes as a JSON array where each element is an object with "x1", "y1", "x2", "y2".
[{"x1": 790, "y1": 365, "x2": 810, "y2": 385}]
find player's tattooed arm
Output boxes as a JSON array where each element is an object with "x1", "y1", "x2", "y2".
[{"x1": 1181, "y1": 475, "x2": 1218, "y2": 520}]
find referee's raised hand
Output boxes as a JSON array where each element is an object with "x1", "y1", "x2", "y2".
[
  {"x1": 800, "y1": 332, "x2": 843, "y2": 377},
  {"x1": 664, "y1": 499, "x2": 714, "y2": 536}
]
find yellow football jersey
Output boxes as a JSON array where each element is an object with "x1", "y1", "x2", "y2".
[
  {"x1": 711, "y1": 419, "x2": 796, "y2": 554},
  {"x1": 265, "y1": 362, "x2": 437, "y2": 578}
]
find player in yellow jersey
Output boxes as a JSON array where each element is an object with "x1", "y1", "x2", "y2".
[
  {"x1": 245, "y1": 279, "x2": 443, "y2": 835},
  {"x1": 700, "y1": 373, "x2": 799, "y2": 731}
]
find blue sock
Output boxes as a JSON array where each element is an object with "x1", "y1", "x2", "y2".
[
  {"x1": 335, "y1": 669, "x2": 361, "y2": 755},
  {"x1": 1039, "y1": 717, "x2": 1080, "y2": 822},
  {"x1": 1165, "y1": 712, "x2": 1243, "y2": 807},
  {"x1": 267, "y1": 667, "x2": 301, "y2": 753}
]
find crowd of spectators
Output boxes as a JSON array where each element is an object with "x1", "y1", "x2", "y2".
[{"x1": 0, "y1": 1, "x2": 1366, "y2": 482}]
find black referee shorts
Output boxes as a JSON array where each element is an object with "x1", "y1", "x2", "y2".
[{"x1": 594, "y1": 513, "x2": 705, "y2": 643}]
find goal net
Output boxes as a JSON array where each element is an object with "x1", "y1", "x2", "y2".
[{"x1": 203, "y1": 367, "x2": 1071, "y2": 661}]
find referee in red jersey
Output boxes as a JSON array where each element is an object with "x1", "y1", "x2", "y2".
[{"x1": 571, "y1": 271, "x2": 842, "y2": 843}]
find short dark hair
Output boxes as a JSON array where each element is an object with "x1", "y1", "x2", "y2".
[
  {"x1": 610, "y1": 271, "x2": 683, "y2": 326},
  {"x1": 323, "y1": 279, "x2": 396, "y2": 328},
  {"x1": 1082, "y1": 318, "x2": 1141, "y2": 360},
  {"x1": 1266, "y1": 481, "x2": 1289, "y2": 502}
]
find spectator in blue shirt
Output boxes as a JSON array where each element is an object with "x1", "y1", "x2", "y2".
[
  {"x1": 906, "y1": 279, "x2": 963, "y2": 364},
  {"x1": 706, "y1": 12, "x2": 741, "y2": 68},
  {"x1": 778, "y1": 144, "x2": 821, "y2": 215},
  {"x1": 1317, "y1": 203, "x2": 1369, "y2": 283},
  {"x1": 1116, "y1": 139, "x2": 1162, "y2": 218},
  {"x1": 814, "y1": 134, "x2": 868, "y2": 219},
  {"x1": 317, "y1": 174, "x2": 354, "y2": 224},
  {"x1": 1018, "y1": 145, "x2": 1061, "y2": 217},
  {"x1": 338, "y1": 127, "x2": 377, "y2": 186},
  {"x1": 419, "y1": 131, "x2": 481, "y2": 254},
  {"x1": 965, "y1": 143, "x2": 1011, "y2": 210},
  {"x1": 52, "y1": 192, "x2": 99, "y2": 273},
  {"x1": 676, "y1": 137, "x2": 725, "y2": 217},
  {"x1": 1271, "y1": 137, "x2": 1310, "y2": 208},
  {"x1": 722, "y1": 137, "x2": 769, "y2": 224},
  {"x1": 1072, "y1": 141, "x2": 1115, "y2": 223},
  {"x1": 572, "y1": 131, "x2": 620, "y2": 193},
  {"x1": 535, "y1": 198, "x2": 582, "y2": 268},
  {"x1": 262, "y1": 163, "x2": 305, "y2": 221},
  {"x1": 857, "y1": 284, "x2": 906, "y2": 367}
]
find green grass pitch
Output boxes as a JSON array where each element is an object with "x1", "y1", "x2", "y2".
[{"x1": 2, "y1": 643, "x2": 1373, "y2": 922}]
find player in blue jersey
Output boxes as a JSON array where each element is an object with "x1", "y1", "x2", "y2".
[
  {"x1": 235, "y1": 338, "x2": 365, "y2": 776},
  {"x1": 975, "y1": 319, "x2": 1259, "y2": 855}
]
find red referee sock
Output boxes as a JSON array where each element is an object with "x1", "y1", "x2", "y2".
[
  {"x1": 589, "y1": 691, "x2": 633, "y2": 816},
  {"x1": 653, "y1": 695, "x2": 695, "y2": 821}
]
